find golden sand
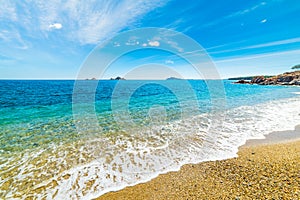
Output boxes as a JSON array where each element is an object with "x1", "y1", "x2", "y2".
[{"x1": 96, "y1": 140, "x2": 300, "y2": 200}]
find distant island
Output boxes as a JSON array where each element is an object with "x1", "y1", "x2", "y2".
[
  {"x1": 110, "y1": 76, "x2": 125, "y2": 80},
  {"x1": 84, "y1": 76, "x2": 125, "y2": 80},
  {"x1": 232, "y1": 70, "x2": 300, "y2": 86},
  {"x1": 85, "y1": 77, "x2": 97, "y2": 80},
  {"x1": 166, "y1": 77, "x2": 183, "y2": 80}
]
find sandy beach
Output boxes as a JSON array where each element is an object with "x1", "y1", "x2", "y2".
[{"x1": 96, "y1": 128, "x2": 300, "y2": 200}]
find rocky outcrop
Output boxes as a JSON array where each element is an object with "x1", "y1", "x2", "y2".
[
  {"x1": 234, "y1": 79, "x2": 251, "y2": 84},
  {"x1": 251, "y1": 76, "x2": 266, "y2": 84},
  {"x1": 235, "y1": 70, "x2": 300, "y2": 86}
]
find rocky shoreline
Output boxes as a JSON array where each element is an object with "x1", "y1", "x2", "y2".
[{"x1": 234, "y1": 70, "x2": 300, "y2": 86}]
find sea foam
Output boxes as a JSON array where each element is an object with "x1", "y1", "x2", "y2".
[{"x1": 3, "y1": 95, "x2": 299, "y2": 199}]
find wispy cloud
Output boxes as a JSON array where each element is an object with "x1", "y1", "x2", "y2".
[
  {"x1": 215, "y1": 49, "x2": 300, "y2": 63},
  {"x1": 201, "y1": 1, "x2": 268, "y2": 28},
  {"x1": 228, "y1": 2, "x2": 267, "y2": 17},
  {"x1": 209, "y1": 37, "x2": 300, "y2": 55},
  {"x1": 166, "y1": 40, "x2": 184, "y2": 52},
  {"x1": 0, "y1": 54, "x2": 14, "y2": 61},
  {"x1": 0, "y1": 1, "x2": 17, "y2": 21},
  {"x1": 205, "y1": 40, "x2": 248, "y2": 51},
  {"x1": 1, "y1": 0, "x2": 169, "y2": 45},
  {"x1": 165, "y1": 59, "x2": 174, "y2": 64},
  {"x1": 0, "y1": 29, "x2": 28, "y2": 49},
  {"x1": 244, "y1": 37, "x2": 300, "y2": 49},
  {"x1": 215, "y1": 48, "x2": 300, "y2": 78},
  {"x1": 160, "y1": 36, "x2": 300, "y2": 66},
  {"x1": 62, "y1": 0, "x2": 168, "y2": 44}
]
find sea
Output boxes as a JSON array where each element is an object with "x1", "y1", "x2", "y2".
[{"x1": 1, "y1": 79, "x2": 300, "y2": 199}]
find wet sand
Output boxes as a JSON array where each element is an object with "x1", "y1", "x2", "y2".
[{"x1": 96, "y1": 127, "x2": 300, "y2": 200}]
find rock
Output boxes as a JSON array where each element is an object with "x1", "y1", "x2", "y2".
[
  {"x1": 251, "y1": 76, "x2": 265, "y2": 84},
  {"x1": 263, "y1": 79, "x2": 277, "y2": 85},
  {"x1": 269, "y1": 81, "x2": 276, "y2": 85},
  {"x1": 289, "y1": 79, "x2": 300, "y2": 85},
  {"x1": 234, "y1": 80, "x2": 251, "y2": 84},
  {"x1": 279, "y1": 82, "x2": 290, "y2": 85},
  {"x1": 278, "y1": 76, "x2": 294, "y2": 83}
]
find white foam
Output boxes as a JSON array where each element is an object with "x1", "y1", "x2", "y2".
[{"x1": 2, "y1": 96, "x2": 300, "y2": 199}]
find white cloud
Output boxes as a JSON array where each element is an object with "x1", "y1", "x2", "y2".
[
  {"x1": 113, "y1": 42, "x2": 121, "y2": 47},
  {"x1": 261, "y1": 19, "x2": 267, "y2": 23},
  {"x1": 148, "y1": 41, "x2": 160, "y2": 47},
  {"x1": 49, "y1": 23, "x2": 62, "y2": 30},
  {"x1": 125, "y1": 38, "x2": 139, "y2": 46},
  {"x1": 165, "y1": 59, "x2": 174, "y2": 64}
]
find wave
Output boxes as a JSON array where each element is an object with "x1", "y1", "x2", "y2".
[{"x1": 1, "y1": 96, "x2": 300, "y2": 199}]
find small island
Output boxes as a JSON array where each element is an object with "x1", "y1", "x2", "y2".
[
  {"x1": 166, "y1": 77, "x2": 183, "y2": 80},
  {"x1": 85, "y1": 77, "x2": 97, "y2": 80},
  {"x1": 110, "y1": 76, "x2": 125, "y2": 80}
]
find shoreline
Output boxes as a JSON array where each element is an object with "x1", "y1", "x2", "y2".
[
  {"x1": 95, "y1": 126, "x2": 300, "y2": 199},
  {"x1": 244, "y1": 125, "x2": 300, "y2": 147}
]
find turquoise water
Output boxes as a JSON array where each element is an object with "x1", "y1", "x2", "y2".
[{"x1": 1, "y1": 80, "x2": 300, "y2": 199}]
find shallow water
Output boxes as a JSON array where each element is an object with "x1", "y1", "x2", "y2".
[{"x1": 1, "y1": 80, "x2": 300, "y2": 199}]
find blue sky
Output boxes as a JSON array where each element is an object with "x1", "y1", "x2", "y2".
[{"x1": 0, "y1": 0, "x2": 300, "y2": 79}]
